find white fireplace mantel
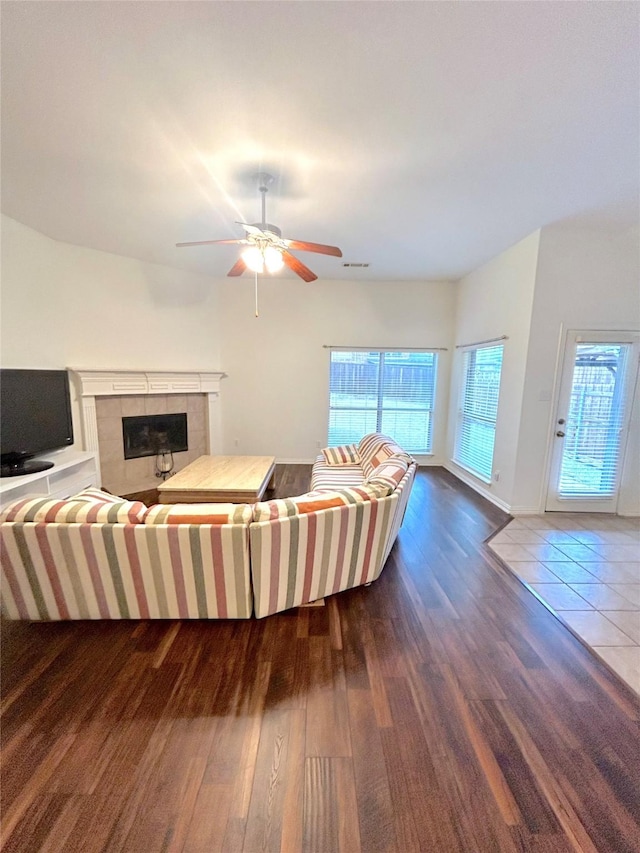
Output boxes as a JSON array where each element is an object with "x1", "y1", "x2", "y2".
[
  {"x1": 70, "y1": 368, "x2": 226, "y2": 398},
  {"x1": 69, "y1": 369, "x2": 227, "y2": 476}
]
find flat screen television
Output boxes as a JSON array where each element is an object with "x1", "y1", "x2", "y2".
[{"x1": 1, "y1": 369, "x2": 74, "y2": 477}]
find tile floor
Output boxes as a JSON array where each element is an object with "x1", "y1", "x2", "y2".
[{"x1": 488, "y1": 513, "x2": 640, "y2": 695}]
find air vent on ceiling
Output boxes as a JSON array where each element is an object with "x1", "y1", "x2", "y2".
[{"x1": 342, "y1": 262, "x2": 370, "y2": 268}]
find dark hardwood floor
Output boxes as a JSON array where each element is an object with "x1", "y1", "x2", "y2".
[{"x1": 2, "y1": 467, "x2": 639, "y2": 852}]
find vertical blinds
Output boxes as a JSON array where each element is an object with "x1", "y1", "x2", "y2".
[
  {"x1": 454, "y1": 344, "x2": 504, "y2": 481},
  {"x1": 328, "y1": 351, "x2": 437, "y2": 453},
  {"x1": 558, "y1": 344, "x2": 629, "y2": 498}
]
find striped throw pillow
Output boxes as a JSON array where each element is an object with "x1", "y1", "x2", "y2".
[
  {"x1": 321, "y1": 444, "x2": 360, "y2": 465},
  {"x1": 144, "y1": 503, "x2": 253, "y2": 525},
  {"x1": 366, "y1": 455, "x2": 409, "y2": 491},
  {"x1": 357, "y1": 433, "x2": 412, "y2": 477},
  {"x1": 0, "y1": 489, "x2": 148, "y2": 524},
  {"x1": 253, "y1": 484, "x2": 390, "y2": 522}
]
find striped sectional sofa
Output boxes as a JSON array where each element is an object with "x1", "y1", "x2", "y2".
[
  {"x1": 0, "y1": 434, "x2": 416, "y2": 621},
  {"x1": 250, "y1": 434, "x2": 416, "y2": 617}
]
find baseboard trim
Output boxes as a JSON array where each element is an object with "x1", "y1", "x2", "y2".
[
  {"x1": 444, "y1": 463, "x2": 511, "y2": 514},
  {"x1": 509, "y1": 506, "x2": 545, "y2": 516}
]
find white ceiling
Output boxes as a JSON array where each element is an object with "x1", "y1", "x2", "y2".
[{"x1": 1, "y1": 2, "x2": 638, "y2": 282}]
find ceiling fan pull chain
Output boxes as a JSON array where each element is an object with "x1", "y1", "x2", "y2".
[{"x1": 255, "y1": 269, "x2": 259, "y2": 318}]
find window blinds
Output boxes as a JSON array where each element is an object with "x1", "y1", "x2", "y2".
[
  {"x1": 558, "y1": 344, "x2": 629, "y2": 498},
  {"x1": 454, "y1": 344, "x2": 504, "y2": 481},
  {"x1": 328, "y1": 351, "x2": 437, "y2": 452}
]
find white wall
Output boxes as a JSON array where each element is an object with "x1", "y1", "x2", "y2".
[
  {"x1": 446, "y1": 231, "x2": 540, "y2": 509},
  {"x1": 4, "y1": 214, "x2": 636, "y2": 514},
  {"x1": 512, "y1": 223, "x2": 640, "y2": 513},
  {"x1": 1, "y1": 215, "x2": 222, "y2": 449},
  {"x1": 217, "y1": 277, "x2": 456, "y2": 462}
]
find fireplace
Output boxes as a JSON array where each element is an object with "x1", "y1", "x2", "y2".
[
  {"x1": 70, "y1": 369, "x2": 226, "y2": 496},
  {"x1": 122, "y1": 413, "x2": 188, "y2": 460}
]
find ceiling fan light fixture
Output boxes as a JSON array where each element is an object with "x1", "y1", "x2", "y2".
[
  {"x1": 264, "y1": 245, "x2": 284, "y2": 273},
  {"x1": 242, "y1": 245, "x2": 264, "y2": 273},
  {"x1": 178, "y1": 171, "x2": 341, "y2": 286}
]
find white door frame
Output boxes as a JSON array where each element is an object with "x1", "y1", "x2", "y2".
[{"x1": 545, "y1": 330, "x2": 640, "y2": 513}]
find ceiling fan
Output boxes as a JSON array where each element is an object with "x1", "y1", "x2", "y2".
[{"x1": 176, "y1": 172, "x2": 342, "y2": 283}]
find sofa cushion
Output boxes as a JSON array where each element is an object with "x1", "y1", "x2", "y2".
[
  {"x1": 144, "y1": 502, "x2": 253, "y2": 525},
  {"x1": 253, "y1": 484, "x2": 390, "y2": 522},
  {"x1": 321, "y1": 443, "x2": 360, "y2": 465},
  {"x1": 366, "y1": 455, "x2": 410, "y2": 491},
  {"x1": 311, "y1": 455, "x2": 365, "y2": 491},
  {"x1": 0, "y1": 488, "x2": 148, "y2": 524},
  {"x1": 357, "y1": 433, "x2": 412, "y2": 477}
]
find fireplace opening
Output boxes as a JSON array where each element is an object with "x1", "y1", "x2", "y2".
[{"x1": 122, "y1": 413, "x2": 188, "y2": 460}]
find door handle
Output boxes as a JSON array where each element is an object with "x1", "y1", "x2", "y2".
[{"x1": 556, "y1": 431, "x2": 565, "y2": 437}]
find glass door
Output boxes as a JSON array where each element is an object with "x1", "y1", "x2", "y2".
[{"x1": 546, "y1": 332, "x2": 639, "y2": 512}]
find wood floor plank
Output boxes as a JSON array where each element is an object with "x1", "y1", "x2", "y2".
[
  {"x1": 2, "y1": 465, "x2": 639, "y2": 852},
  {"x1": 347, "y1": 688, "x2": 397, "y2": 852},
  {"x1": 333, "y1": 756, "x2": 362, "y2": 853},
  {"x1": 264, "y1": 614, "x2": 306, "y2": 711},
  {"x1": 303, "y1": 756, "x2": 357, "y2": 853},
  {"x1": 302, "y1": 756, "x2": 331, "y2": 852},
  {"x1": 304, "y1": 636, "x2": 352, "y2": 758},
  {"x1": 383, "y1": 674, "x2": 464, "y2": 851},
  {"x1": 1, "y1": 793, "x2": 68, "y2": 853},
  {"x1": 278, "y1": 708, "x2": 306, "y2": 853},
  {"x1": 494, "y1": 699, "x2": 601, "y2": 853},
  {"x1": 38, "y1": 794, "x2": 87, "y2": 853},
  {"x1": 378, "y1": 727, "x2": 423, "y2": 852},
  {"x1": 407, "y1": 661, "x2": 521, "y2": 853},
  {"x1": 243, "y1": 709, "x2": 303, "y2": 852},
  {"x1": 180, "y1": 783, "x2": 232, "y2": 853},
  {"x1": 1, "y1": 732, "x2": 77, "y2": 844}
]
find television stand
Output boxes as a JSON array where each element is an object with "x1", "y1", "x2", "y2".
[
  {"x1": 0, "y1": 451, "x2": 99, "y2": 509},
  {"x1": 1, "y1": 458, "x2": 55, "y2": 478}
]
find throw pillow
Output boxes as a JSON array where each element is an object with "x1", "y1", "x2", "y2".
[
  {"x1": 321, "y1": 444, "x2": 360, "y2": 465},
  {"x1": 366, "y1": 455, "x2": 410, "y2": 491},
  {"x1": 357, "y1": 433, "x2": 412, "y2": 477}
]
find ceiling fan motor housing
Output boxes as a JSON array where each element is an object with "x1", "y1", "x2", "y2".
[{"x1": 251, "y1": 223, "x2": 281, "y2": 238}]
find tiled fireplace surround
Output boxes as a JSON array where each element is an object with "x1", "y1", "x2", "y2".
[
  {"x1": 96, "y1": 394, "x2": 207, "y2": 496},
  {"x1": 71, "y1": 370, "x2": 225, "y2": 497}
]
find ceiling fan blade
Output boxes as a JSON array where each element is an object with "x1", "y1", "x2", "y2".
[
  {"x1": 227, "y1": 257, "x2": 247, "y2": 277},
  {"x1": 282, "y1": 250, "x2": 317, "y2": 282},
  {"x1": 282, "y1": 239, "x2": 342, "y2": 258},
  {"x1": 176, "y1": 238, "x2": 245, "y2": 248}
]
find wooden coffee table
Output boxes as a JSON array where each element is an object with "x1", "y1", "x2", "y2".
[{"x1": 157, "y1": 455, "x2": 276, "y2": 504}]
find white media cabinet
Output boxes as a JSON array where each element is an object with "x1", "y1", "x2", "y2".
[{"x1": 0, "y1": 450, "x2": 99, "y2": 509}]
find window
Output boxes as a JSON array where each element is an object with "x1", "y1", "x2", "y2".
[
  {"x1": 558, "y1": 343, "x2": 630, "y2": 498},
  {"x1": 328, "y1": 350, "x2": 438, "y2": 453},
  {"x1": 454, "y1": 344, "x2": 504, "y2": 481}
]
